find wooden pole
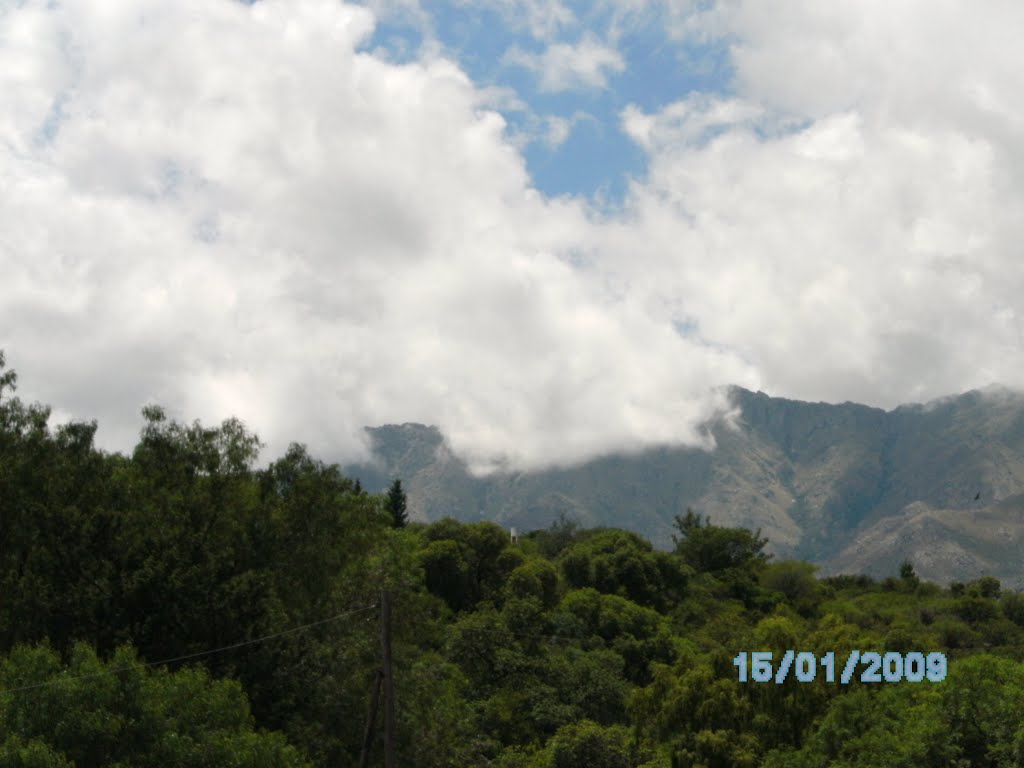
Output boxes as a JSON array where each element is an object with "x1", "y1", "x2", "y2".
[
  {"x1": 358, "y1": 669, "x2": 383, "y2": 768},
  {"x1": 381, "y1": 590, "x2": 396, "y2": 768}
]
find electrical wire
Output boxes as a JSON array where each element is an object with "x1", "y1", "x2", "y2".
[{"x1": 0, "y1": 603, "x2": 379, "y2": 696}]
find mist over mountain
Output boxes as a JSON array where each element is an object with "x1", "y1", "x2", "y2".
[{"x1": 345, "y1": 385, "x2": 1024, "y2": 588}]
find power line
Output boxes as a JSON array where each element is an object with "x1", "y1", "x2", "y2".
[
  {"x1": 449, "y1": 624, "x2": 587, "y2": 645},
  {"x1": 0, "y1": 603, "x2": 617, "y2": 698},
  {"x1": 0, "y1": 603, "x2": 378, "y2": 696}
]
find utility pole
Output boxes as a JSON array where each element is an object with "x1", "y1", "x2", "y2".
[{"x1": 381, "y1": 589, "x2": 396, "y2": 768}]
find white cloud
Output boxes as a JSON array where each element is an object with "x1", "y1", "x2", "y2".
[
  {"x1": 7, "y1": 0, "x2": 1024, "y2": 478},
  {"x1": 536, "y1": 111, "x2": 592, "y2": 149},
  {"x1": 621, "y1": 94, "x2": 769, "y2": 150},
  {"x1": 599, "y1": 0, "x2": 1024, "y2": 409},
  {"x1": 0, "y1": 0, "x2": 754, "y2": 474},
  {"x1": 543, "y1": 115, "x2": 572, "y2": 148},
  {"x1": 505, "y1": 34, "x2": 625, "y2": 91},
  {"x1": 452, "y1": 0, "x2": 575, "y2": 42}
]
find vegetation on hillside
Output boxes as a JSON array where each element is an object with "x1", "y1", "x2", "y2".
[{"x1": 2, "y1": 350, "x2": 1024, "y2": 767}]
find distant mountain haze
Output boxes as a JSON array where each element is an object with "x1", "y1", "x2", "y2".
[{"x1": 345, "y1": 385, "x2": 1024, "y2": 588}]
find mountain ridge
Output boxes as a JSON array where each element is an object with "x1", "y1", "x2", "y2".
[{"x1": 344, "y1": 385, "x2": 1024, "y2": 587}]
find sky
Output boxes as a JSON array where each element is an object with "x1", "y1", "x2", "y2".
[{"x1": 2, "y1": 0, "x2": 1024, "y2": 474}]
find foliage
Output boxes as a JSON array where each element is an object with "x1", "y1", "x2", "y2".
[
  {"x1": 3, "y1": 348, "x2": 1024, "y2": 766},
  {"x1": 0, "y1": 643, "x2": 310, "y2": 767},
  {"x1": 420, "y1": 518, "x2": 518, "y2": 611},
  {"x1": 560, "y1": 529, "x2": 689, "y2": 610},
  {"x1": 386, "y1": 478, "x2": 408, "y2": 528},
  {"x1": 672, "y1": 509, "x2": 770, "y2": 573},
  {"x1": 538, "y1": 720, "x2": 635, "y2": 768},
  {"x1": 671, "y1": 509, "x2": 772, "y2": 609},
  {"x1": 759, "y1": 560, "x2": 823, "y2": 617},
  {"x1": 526, "y1": 513, "x2": 583, "y2": 559}
]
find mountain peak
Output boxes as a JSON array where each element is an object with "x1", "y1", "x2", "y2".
[
  {"x1": 345, "y1": 386, "x2": 1024, "y2": 586},
  {"x1": 365, "y1": 422, "x2": 444, "y2": 444}
]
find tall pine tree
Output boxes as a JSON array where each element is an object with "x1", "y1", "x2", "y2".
[{"x1": 386, "y1": 478, "x2": 408, "y2": 528}]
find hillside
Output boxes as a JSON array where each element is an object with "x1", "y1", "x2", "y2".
[{"x1": 345, "y1": 385, "x2": 1024, "y2": 587}]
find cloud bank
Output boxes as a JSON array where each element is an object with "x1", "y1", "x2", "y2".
[
  {"x1": 3, "y1": 0, "x2": 1024, "y2": 474},
  {"x1": 0, "y1": 0, "x2": 753, "y2": 473},
  {"x1": 595, "y1": 0, "x2": 1024, "y2": 409}
]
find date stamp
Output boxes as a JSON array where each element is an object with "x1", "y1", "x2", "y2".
[{"x1": 733, "y1": 651, "x2": 947, "y2": 684}]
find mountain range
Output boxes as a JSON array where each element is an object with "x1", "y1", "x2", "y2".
[{"x1": 344, "y1": 385, "x2": 1024, "y2": 588}]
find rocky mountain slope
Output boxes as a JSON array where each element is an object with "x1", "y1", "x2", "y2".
[{"x1": 344, "y1": 385, "x2": 1024, "y2": 587}]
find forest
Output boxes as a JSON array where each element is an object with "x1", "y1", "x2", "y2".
[{"x1": 2, "y1": 348, "x2": 1024, "y2": 768}]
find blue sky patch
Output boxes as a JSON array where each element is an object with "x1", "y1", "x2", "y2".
[{"x1": 355, "y1": 1, "x2": 734, "y2": 206}]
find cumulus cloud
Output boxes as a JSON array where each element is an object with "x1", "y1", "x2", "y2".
[
  {"x1": 594, "y1": 0, "x2": 1024, "y2": 409},
  {"x1": 504, "y1": 34, "x2": 625, "y2": 91},
  {"x1": 0, "y1": 0, "x2": 754, "y2": 474},
  {"x1": 6, "y1": 0, "x2": 1024, "y2": 478}
]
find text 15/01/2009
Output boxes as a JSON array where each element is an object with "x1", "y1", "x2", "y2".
[{"x1": 733, "y1": 650, "x2": 947, "y2": 684}]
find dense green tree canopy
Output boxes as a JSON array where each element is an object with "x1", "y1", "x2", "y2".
[
  {"x1": 2, "y1": 349, "x2": 1024, "y2": 767},
  {"x1": 0, "y1": 643, "x2": 310, "y2": 768},
  {"x1": 560, "y1": 529, "x2": 689, "y2": 610},
  {"x1": 672, "y1": 509, "x2": 770, "y2": 574}
]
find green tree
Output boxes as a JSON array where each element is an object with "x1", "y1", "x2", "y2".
[
  {"x1": 560, "y1": 529, "x2": 688, "y2": 611},
  {"x1": 386, "y1": 478, "x2": 409, "y2": 528},
  {"x1": 632, "y1": 660, "x2": 760, "y2": 768},
  {"x1": 506, "y1": 558, "x2": 561, "y2": 609},
  {"x1": 672, "y1": 511, "x2": 771, "y2": 609},
  {"x1": 898, "y1": 559, "x2": 920, "y2": 590},
  {"x1": 940, "y1": 653, "x2": 1024, "y2": 766},
  {"x1": 446, "y1": 605, "x2": 519, "y2": 693},
  {"x1": 528, "y1": 513, "x2": 582, "y2": 559},
  {"x1": 121, "y1": 413, "x2": 387, "y2": 767},
  {"x1": 392, "y1": 651, "x2": 492, "y2": 767},
  {"x1": 0, "y1": 643, "x2": 310, "y2": 767},
  {"x1": 672, "y1": 511, "x2": 770, "y2": 574},
  {"x1": 422, "y1": 519, "x2": 516, "y2": 610},
  {"x1": 1000, "y1": 590, "x2": 1024, "y2": 627},
  {"x1": 554, "y1": 589, "x2": 673, "y2": 685},
  {"x1": 772, "y1": 684, "x2": 953, "y2": 768},
  {"x1": 759, "y1": 560, "x2": 822, "y2": 617},
  {"x1": 421, "y1": 539, "x2": 472, "y2": 612},
  {"x1": 542, "y1": 720, "x2": 634, "y2": 768},
  {"x1": 954, "y1": 595, "x2": 1001, "y2": 624},
  {"x1": 547, "y1": 648, "x2": 629, "y2": 726},
  {"x1": 967, "y1": 575, "x2": 1001, "y2": 599}
]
